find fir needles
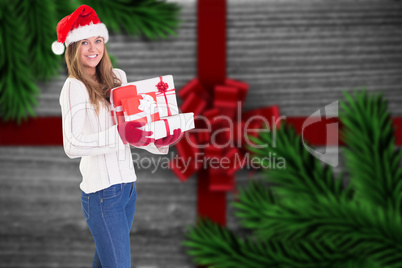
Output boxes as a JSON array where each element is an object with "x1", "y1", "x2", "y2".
[{"x1": 183, "y1": 90, "x2": 402, "y2": 267}]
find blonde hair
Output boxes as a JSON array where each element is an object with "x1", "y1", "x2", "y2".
[{"x1": 65, "y1": 40, "x2": 122, "y2": 112}]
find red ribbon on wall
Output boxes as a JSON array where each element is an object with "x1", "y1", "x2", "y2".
[
  {"x1": 170, "y1": 0, "x2": 281, "y2": 226},
  {"x1": 197, "y1": 0, "x2": 226, "y2": 90},
  {"x1": 1, "y1": 117, "x2": 401, "y2": 147}
]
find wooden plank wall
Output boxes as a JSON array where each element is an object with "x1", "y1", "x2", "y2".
[{"x1": 1, "y1": 0, "x2": 402, "y2": 267}]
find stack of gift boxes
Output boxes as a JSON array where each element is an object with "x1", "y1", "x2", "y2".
[{"x1": 110, "y1": 75, "x2": 194, "y2": 142}]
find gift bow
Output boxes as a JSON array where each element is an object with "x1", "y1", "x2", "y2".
[
  {"x1": 138, "y1": 94, "x2": 157, "y2": 122},
  {"x1": 155, "y1": 76, "x2": 173, "y2": 116}
]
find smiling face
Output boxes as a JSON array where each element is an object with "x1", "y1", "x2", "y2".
[{"x1": 79, "y1": 36, "x2": 104, "y2": 76}]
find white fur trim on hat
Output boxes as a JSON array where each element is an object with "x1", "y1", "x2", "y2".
[
  {"x1": 65, "y1": 22, "x2": 109, "y2": 46},
  {"x1": 51, "y1": 41, "x2": 65, "y2": 55}
]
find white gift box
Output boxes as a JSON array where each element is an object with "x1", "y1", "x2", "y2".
[
  {"x1": 141, "y1": 113, "x2": 195, "y2": 140},
  {"x1": 123, "y1": 75, "x2": 178, "y2": 117}
]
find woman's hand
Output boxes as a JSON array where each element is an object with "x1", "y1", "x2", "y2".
[
  {"x1": 117, "y1": 121, "x2": 154, "y2": 147},
  {"x1": 154, "y1": 129, "x2": 182, "y2": 147}
]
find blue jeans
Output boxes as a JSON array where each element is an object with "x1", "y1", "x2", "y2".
[{"x1": 81, "y1": 182, "x2": 137, "y2": 268}]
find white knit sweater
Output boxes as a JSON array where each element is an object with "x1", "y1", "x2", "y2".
[{"x1": 59, "y1": 68, "x2": 168, "y2": 194}]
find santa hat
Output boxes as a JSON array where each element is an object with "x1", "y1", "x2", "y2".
[{"x1": 51, "y1": 5, "x2": 109, "y2": 55}]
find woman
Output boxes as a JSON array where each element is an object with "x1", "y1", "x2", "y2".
[{"x1": 53, "y1": 5, "x2": 181, "y2": 267}]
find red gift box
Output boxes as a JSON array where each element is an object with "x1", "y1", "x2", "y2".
[
  {"x1": 122, "y1": 93, "x2": 160, "y2": 124},
  {"x1": 110, "y1": 85, "x2": 138, "y2": 125}
]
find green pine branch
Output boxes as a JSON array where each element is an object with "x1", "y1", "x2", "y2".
[
  {"x1": 78, "y1": 0, "x2": 181, "y2": 39},
  {"x1": 0, "y1": 1, "x2": 38, "y2": 122},
  {"x1": 15, "y1": 0, "x2": 62, "y2": 81},
  {"x1": 54, "y1": 0, "x2": 75, "y2": 21},
  {"x1": 247, "y1": 123, "x2": 349, "y2": 204},
  {"x1": 232, "y1": 180, "x2": 278, "y2": 231},
  {"x1": 128, "y1": 0, "x2": 182, "y2": 39},
  {"x1": 340, "y1": 90, "x2": 402, "y2": 214},
  {"x1": 232, "y1": 161, "x2": 402, "y2": 267},
  {"x1": 184, "y1": 90, "x2": 402, "y2": 267},
  {"x1": 184, "y1": 218, "x2": 382, "y2": 268},
  {"x1": 257, "y1": 197, "x2": 402, "y2": 267}
]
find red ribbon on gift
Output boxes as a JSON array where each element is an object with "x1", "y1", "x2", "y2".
[
  {"x1": 155, "y1": 76, "x2": 174, "y2": 116},
  {"x1": 122, "y1": 93, "x2": 160, "y2": 124},
  {"x1": 162, "y1": 118, "x2": 170, "y2": 137}
]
